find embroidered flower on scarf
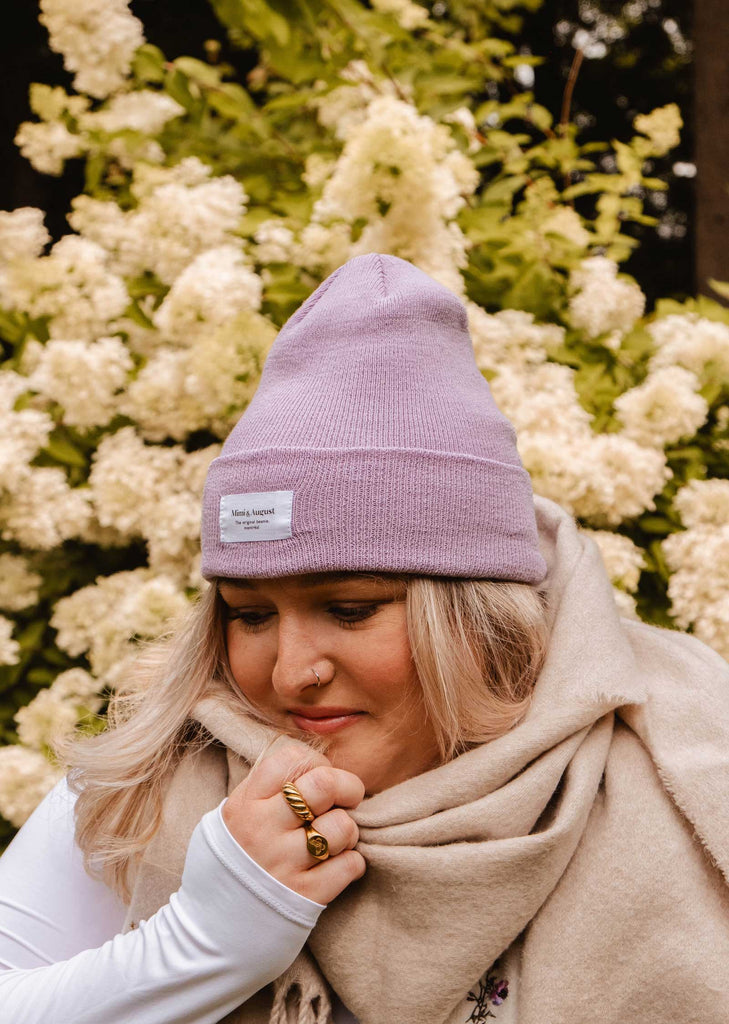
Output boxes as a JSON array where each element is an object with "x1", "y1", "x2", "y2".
[{"x1": 467, "y1": 972, "x2": 510, "y2": 1021}]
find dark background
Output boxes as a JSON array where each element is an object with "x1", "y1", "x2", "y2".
[{"x1": 0, "y1": 0, "x2": 697, "y2": 307}]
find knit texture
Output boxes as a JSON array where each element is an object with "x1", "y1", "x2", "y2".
[{"x1": 201, "y1": 253, "x2": 546, "y2": 581}]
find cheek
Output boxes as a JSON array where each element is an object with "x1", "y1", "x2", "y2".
[
  {"x1": 225, "y1": 624, "x2": 269, "y2": 697},
  {"x1": 360, "y1": 615, "x2": 419, "y2": 702}
]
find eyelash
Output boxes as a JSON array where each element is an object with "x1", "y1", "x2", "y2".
[{"x1": 225, "y1": 604, "x2": 381, "y2": 633}]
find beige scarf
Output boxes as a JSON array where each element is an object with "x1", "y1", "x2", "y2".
[{"x1": 123, "y1": 498, "x2": 729, "y2": 1023}]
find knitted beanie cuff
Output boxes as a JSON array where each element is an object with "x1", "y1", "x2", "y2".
[{"x1": 201, "y1": 447, "x2": 547, "y2": 582}]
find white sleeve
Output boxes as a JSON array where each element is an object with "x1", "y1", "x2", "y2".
[{"x1": 0, "y1": 777, "x2": 325, "y2": 1024}]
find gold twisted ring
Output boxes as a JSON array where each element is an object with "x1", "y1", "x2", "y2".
[{"x1": 282, "y1": 781, "x2": 330, "y2": 861}]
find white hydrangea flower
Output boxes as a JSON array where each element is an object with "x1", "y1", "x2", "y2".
[
  {"x1": 443, "y1": 107, "x2": 481, "y2": 153},
  {"x1": 468, "y1": 305, "x2": 564, "y2": 374},
  {"x1": 581, "y1": 529, "x2": 644, "y2": 592},
  {"x1": 51, "y1": 569, "x2": 189, "y2": 681},
  {"x1": 88, "y1": 427, "x2": 181, "y2": 536},
  {"x1": 663, "y1": 523, "x2": 729, "y2": 660},
  {"x1": 14, "y1": 689, "x2": 81, "y2": 752},
  {"x1": 130, "y1": 156, "x2": 214, "y2": 197},
  {"x1": 69, "y1": 167, "x2": 247, "y2": 284},
  {"x1": 304, "y1": 96, "x2": 478, "y2": 294},
  {"x1": 541, "y1": 207, "x2": 591, "y2": 249},
  {"x1": 80, "y1": 91, "x2": 185, "y2": 134},
  {"x1": 254, "y1": 220, "x2": 296, "y2": 263},
  {"x1": 120, "y1": 349, "x2": 208, "y2": 440},
  {"x1": 184, "y1": 312, "x2": 276, "y2": 433},
  {"x1": 14, "y1": 120, "x2": 85, "y2": 176},
  {"x1": 0, "y1": 554, "x2": 43, "y2": 612},
  {"x1": 28, "y1": 336, "x2": 133, "y2": 428},
  {"x1": 633, "y1": 103, "x2": 682, "y2": 157},
  {"x1": 0, "y1": 746, "x2": 63, "y2": 827},
  {"x1": 0, "y1": 369, "x2": 34, "y2": 411},
  {"x1": 569, "y1": 257, "x2": 646, "y2": 338},
  {"x1": 153, "y1": 246, "x2": 263, "y2": 343},
  {"x1": 314, "y1": 81, "x2": 387, "y2": 141},
  {"x1": 674, "y1": 478, "x2": 729, "y2": 529},
  {"x1": 1, "y1": 467, "x2": 92, "y2": 549},
  {"x1": 370, "y1": 0, "x2": 429, "y2": 29},
  {"x1": 0, "y1": 404, "x2": 54, "y2": 488},
  {"x1": 491, "y1": 362, "x2": 593, "y2": 436},
  {"x1": 519, "y1": 431, "x2": 670, "y2": 527},
  {"x1": 39, "y1": 0, "x2": 145, "y2": 99},
  {"x1": 0, "y1": 616, "x2": 20, "y2": 667},
  {"x1": 0, "y1": 208, "x2": 50, "y2": 264},
  {"x1": 88, "y1": 428, "x2": 219, "y2": 577},
  {"x1": 123, "y1": 312, "x2": 275, "y2": 441},
  {"x1": 613, "y1": 366, "x2": 709, "y2": 448},
  {"x1": 612, "y1": 587, "x2": 639, "y2": 619},
  {"x1": 50, "y1": 667, "x2": 103, "y2": 703},
  {"x1": 0, "y1": 236, "x2": 129, "y2": 341},
  {"x1": 648, "y1": 314, "x2": 729, "y2": 385}
]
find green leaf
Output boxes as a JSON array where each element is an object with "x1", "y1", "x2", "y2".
[
  {"x1": 638, "y1": 516, "x2": 673, "y2": 536},
  {"x1": 207, "y1": 82, "x2": 257, "y2": 120},
  {"x1": 43, "y1": 435, "x2": 88, "y2": 469},
  {"x1": 708, "y1": 278, "x2": 729, "y2": 301},
  {"x1": 132, "y1": 44, "x2": 166, "y2": 84},
  {"x1": 0, "y1": 310, "x2": 26, "y2": 345},
  {"x1": 173, "y1": 57, "x2": 224, "y2": 88},
  {"x1": 165, "y1": 69, "x2": 198, "y2": 111}
]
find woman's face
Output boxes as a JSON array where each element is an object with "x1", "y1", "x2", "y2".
[{"x1": 218, "y1": 573, "x2": 441, "y2": 794}]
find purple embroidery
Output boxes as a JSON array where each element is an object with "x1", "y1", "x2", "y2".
[{"x1": 467, "y1": 973, "x2": 509, "y2": 1021}]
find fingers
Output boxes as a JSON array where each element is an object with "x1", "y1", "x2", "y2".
[
  {"x1": 246, "y1": 739, "x2": 330, "y2": 800},
  {"x1": 277, "y1": 765, "x2": 365, "y2": 829},
  {"x1": 291, "y1": 806, "x2": 359, "y2": 864},
  {"x1": 222, "y1": 734, "x2": 367, "y2": 905},
  {"x1": 297, "y1": 849, "x2": 367, "y2": 905}
]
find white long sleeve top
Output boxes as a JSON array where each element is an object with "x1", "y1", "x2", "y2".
[
  {"x1": 0, "y1": 781, "x2": 512, "y2": 1024},
  {"x1": 0, "y1": 777, "x2": 358, "y2": 1024}
]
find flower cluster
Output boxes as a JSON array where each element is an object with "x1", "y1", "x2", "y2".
[
  {"x1": 299, "y1": 96, "x2": 479, "y2": 293},
  {"x1": 568, "y1": 256, "x2": 646, "y2": 339},
  {"x1": 613, "y1": 366, "x2": 709, "y2": 448},
  {"x1": 0, "y1": 235, "x2": 129, "y2": 341},
  {"x1": 648, "y1": 314, "x2": 729, "y2": 385},
  {"x1": 469, "y1": 307, "x2": 564, "y2": 374},
  {"x1": 14, "y1": 668, "x2": 103, "y2": 754},
  {"x1": 38, "y1": 0, "x2": 145, "y2": 99},
  {"x1": 0, "y1": 554, "x2": 43, "y2": 613},
  {"x1": 0, "y1": 617, "x2": 20, "y2": 667},
  {"x1": 0, "y1": 746, "x2": 63, "y2": 827},
  {"x1": 68, "y1": 158, "x2": 249, "y2": 285},
  {"x1": 582, "y1": 528, "x2": 644, "y2": 618},
  {"x1": 662, "y1": 480, "x2": 729, "y2": 660},
  {"x1": 28, "y1": 336, "x2": 133, "y2": 429},
  {"x1": 491, "y1": 363, "x2": 671, "y2": 526},
  {"x1": 88, "y1": 428, "x2": 219, "y2": 580},
  {"x1": 51, "y1": 568, "x2": 190, "y2": 683}
]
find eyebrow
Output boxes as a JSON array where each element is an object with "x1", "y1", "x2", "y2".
[{"x1": 218, "y1": 572, "x2": 393, "y2": 591}]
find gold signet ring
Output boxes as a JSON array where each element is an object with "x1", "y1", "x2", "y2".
[
  {"x1": 305, "y1": 823, "x2": 330, "y2": 861},
  {"x1": 281, "y1": 781, "x2": 315, "y2": 824}
]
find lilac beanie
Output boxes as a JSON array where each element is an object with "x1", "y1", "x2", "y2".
[{"x1": 201, "y1": 253, "x2": 546, "y2": 582}]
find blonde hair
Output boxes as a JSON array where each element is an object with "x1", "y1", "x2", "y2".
[{"x1": 61, "y1": 575, "x2": 548, "y2": 901}]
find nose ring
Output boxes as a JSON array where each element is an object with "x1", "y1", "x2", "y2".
[{"x1": 311, "y1": 668, "x2": 321, "y2": 687}]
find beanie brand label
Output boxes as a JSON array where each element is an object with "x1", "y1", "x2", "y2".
[{"x1": 220, "y1": 491, "x2": 294, "y2": 543}]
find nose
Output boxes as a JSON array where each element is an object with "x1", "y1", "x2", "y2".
[{"x1": 269, "y1": 614, "x2": 326, "y2": 698}]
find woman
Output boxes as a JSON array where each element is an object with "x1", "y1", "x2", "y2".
[{"x1": 1, "y1": 253, "x2": 728, "y2": 1024}]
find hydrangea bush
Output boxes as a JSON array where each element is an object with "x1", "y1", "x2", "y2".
[{"x1": 0, "y1": 0, "x2": 727, "y2": 838}]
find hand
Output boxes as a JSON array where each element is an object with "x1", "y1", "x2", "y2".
[{"x1": 222, "y1": 739, "x2": 366, "y2": 905}]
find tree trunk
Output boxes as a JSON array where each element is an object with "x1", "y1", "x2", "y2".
[{"x1": 694, "y1": 0, "x2": 729, "y2": 300}]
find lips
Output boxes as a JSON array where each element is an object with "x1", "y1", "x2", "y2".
[{"x1": 288, "y1": 707, "x2": 366, "y2": 735}]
